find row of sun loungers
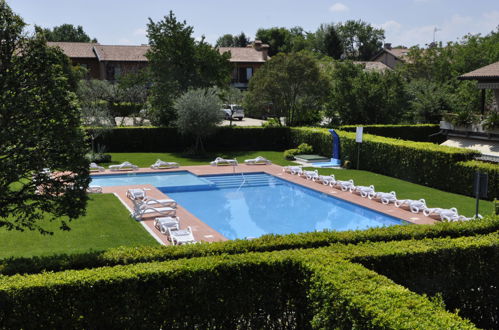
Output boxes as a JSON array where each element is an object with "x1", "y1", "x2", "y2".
[
  {"x1": 91, "y1": 156, "x2": 272, "y2": 172},
  {"x1": 127, "y1": 188, "x2": 196, "y2": 245},
  {"x1": 210, "y1": 156, "x2": 272, "y2": 166},
  {"x1": 283, "y1": 166, "x2": 480, "y2": 222}
]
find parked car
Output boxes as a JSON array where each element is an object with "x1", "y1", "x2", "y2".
[{"x1": 221, "y1": 104, "x2": 244, "y2": 121}]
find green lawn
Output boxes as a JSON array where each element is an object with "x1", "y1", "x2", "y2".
[
  {"x1": 106, "y1": 151, "x2": 494, "y2": 217},
  {"x1": 0, "y1": 194, "x2": 157, "y2": 259}
]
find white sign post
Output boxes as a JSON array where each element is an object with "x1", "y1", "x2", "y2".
[{"x1": 355, "y1": 127, "x2": 363, "y2": 169}]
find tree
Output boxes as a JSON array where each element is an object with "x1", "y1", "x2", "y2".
[
  {"x1": 215, "y1": 34, "x2": 235, "y2": 47},
  {"x1": 312, "y1": 24, "x2": 344, "y2": 59},
  {"x1": 0, "y1": 1, "x2": 90, "y2": 233},
  {"x1": 255, "y1": 27, "x2": 292, "y2": 56},
  {"x1": 35, "y1": 23, "x2": 97, "y2": 42},
  {"x1": 326, "y1": 61, "x2": 408, "y2": 124},
  {"x1": 245, "y1": 51, "x2": 330, "y2": 126},
  {"x1": 174, "y1": 88, "x2": 223, "y2": 154},
  {"x1": 146, "y1": 11, "x2": 231, "y2": 126},
  {"x1": 216, "y1": 32, "x2": 250, "y2": 47},
  {"x1": 336, "y1": 20, "x2": 384, "y2": 60}
]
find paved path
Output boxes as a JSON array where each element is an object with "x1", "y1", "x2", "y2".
[{"x1": 94, "y1": 164, "x2": 437, "y2": 245}]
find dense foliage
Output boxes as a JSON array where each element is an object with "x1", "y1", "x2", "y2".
[
  {"x1": 215, "y1": 32, "x2": 250, "y2": 47},
  {"x1": 146, "y1": 11, "x2": 232, "y2": 126},
  {"x1": 244, "y1": 52, "x2": 330, "y2": 126},
  {"x1": 35, "y1": 23, "x2": 97, "y2": 42},
  {"x1": 2, "y1": 232, "x2": 497, "y2": 328},
  {"x1": 174, "y1": 88, "x2": 223, "y2": 154},
  {"x1": 0, "y1": 1, "x2": 90, "y2": 233}
]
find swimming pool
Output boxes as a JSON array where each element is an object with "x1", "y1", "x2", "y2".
[{"x1": 165, "y1": 173, "x2": 405, "y2": 240}]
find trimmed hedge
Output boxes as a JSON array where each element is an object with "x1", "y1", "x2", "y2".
[
  {"x1": 289, "y1": 127, "x2": 499, "y2": 199},
  {"x1": 0, "y1": 244, "x2": 479, "y2": 329},
  {"x1": 88, "y1": 126, "x2": 289, "y2": 152},
  {"x1": 341, "y1": 233, "x2": 499, "y2": 329},
  {"x1": 338, "y1": 124, "x2": 443, "y2": 143},
  {"x1": 1, "y1": 216, "x2": 497, "y2": 276}
]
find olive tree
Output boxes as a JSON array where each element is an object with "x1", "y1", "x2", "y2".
[
  {"x1": 0, "y1": 1, "x2": 90, "y2": 233},
  {"x1": 174, "y1": 88, "x2": 223, "y2": 154}
]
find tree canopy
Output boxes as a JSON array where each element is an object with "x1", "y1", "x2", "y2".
[
  {"x1": 0, "y1": 1, "x2": 90, "y2": 233},
  {"x1": 146, "y1": 11, "x2": 231, "y2": 126},
  {"x1": 174, "y1": 88, "x2": 223, "y2": 154},
  {"x1": 35, "y1": 23, "x2": 97, "y2": 43},
  {"x1": 245, "y1": 51, "x2": 330, "y2": 126},
  {"x1": 215, "y1": 32, "x2": 250, "y2": 47}
]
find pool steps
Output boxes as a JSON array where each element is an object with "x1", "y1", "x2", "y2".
[{"x1": 202, "y1": 173, "x2": 283, "y2": 189}]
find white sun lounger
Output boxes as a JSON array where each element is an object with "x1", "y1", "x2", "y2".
[
  {"x1": 127, "y1": 188, "x2": 147, "y2": 200},
  {"x1": 109, "y1": 161, "x2": 139, "y2": 171},
  {"x1": 86, "y1": 185, "x2": 103, "y2": 193},
  {"x1": 350, "y1": 185, "x2": 375, "y2": 198},
  {"x1": 423, "y1": 207, "x2": 458, "y2": 220},
  {"x1": 89, "y1": 162, "x2": 105, "y2": 172},
  {"x1": 318, "y1": 175, "x2": 336, "y2": 186},
  {"x1": 244, "y1": 156, "x2": 271, "y2": 165},
  {"x1": 283, "y1": 165, "x2": 302, "y2": 173},
  {"x1": 395, "y1": 199, "x2": 427, "y2": 213},
  {"x1": 132, "y1": 205, "x2": 176, "y2": 220},
  {"x1": 154, "y1": 216, "x2": 180, "y2": 234},
  {"x1": 443, "y1": 214, "x2": 482, "y2": 222},
  {"x1": 168, "y1": 226, "x2": 197, "y2": 245},
  {"x1": 210, "y1": 157, "x2": 238, "y2": 166},
  {"x1": 368, "y1": 191, "x2": 397, "y2": 204},
  {"x1": 138, "y1": 197, "x2": 177, "y2": 208},
  {"x1": 291, "y1": 167, "x2": 304, "y2": 176},
  {"x1": 150, "y1": 159, "x2": 180, "y2": 169},
  {"x1": 304, "y1": 170, "x2": 319, "y2": 181},
  {"x1": 333, "y1": 179, "x2": 355, "y2": 191}
]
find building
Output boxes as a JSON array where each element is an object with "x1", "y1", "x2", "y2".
[
  {"x1": 440, "y1": 61, "x2": 499, "y2": 162},
  {"x1": 48, "y1": 40, "x2": 270, "y2": 88},
  {"x1": 48, "y1": 42, "x2": 149, "y2": 81},
  {"x1": 218, "y1": 40, "x2": 270, "y2": 89},
  {"x1": 353, "y1": 61, "x2": 391, "y2": 72},
  {"x1": 371, "y1": 43, "x2": 409, "y2": 69}
]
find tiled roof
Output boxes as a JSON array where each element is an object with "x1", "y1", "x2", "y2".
[
  {"x1": 218, "y1": 47, "x2": 267, "y2": 63},
  {"x1": 94, "y1": 45, "x2": 149, "y2": 62},
  {"x1": 387, "y1": 47, "x2": 410, "y2": 59},
  {"x1": 47, "y1": 42, "x2": 97, "y2": 58},
  {"x1": 459, "y1": 61, "x2": 499, "y2": 80},
  {"x1": 354, "y1": 61, "x2": 392, "y2": 72},
  {"x1": 48, "y1": 42, "x2": 269, "y2": 64}
]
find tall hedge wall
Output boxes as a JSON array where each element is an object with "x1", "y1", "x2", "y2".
[
  {"x1": 1, "y1": 240, "x2": 484, "y2": 329},
  {"x1": 89, "y1": 127, "x2": 289, "y2": 152},
  {"x1": 338, "y1": 124, "x2": 443, "y2": 143}
]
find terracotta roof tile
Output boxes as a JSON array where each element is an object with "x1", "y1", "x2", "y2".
[
  {"x1": 459, "y1": 61, "x2": 499, "y2": 80},
  {"x1": 218, "y1": 47, "x2": 267, "y2": 63},
  {"x1": 94, "y1": 45, "x2": 149, "y2": 62},
  {"x1": 354, "y1": 61, "x2": 392, "y2": 72},
  {"x1": 47, "y1": 42, "x2": 97, "y2": 58},
  {"x1": 387, "y1": 47, "x2": 410, "y2": 59}
]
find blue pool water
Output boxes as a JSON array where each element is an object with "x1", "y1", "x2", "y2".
[
  {"x1": 90, "y1": 171, "x2": 214, "y2": 192},
  {"x1": 165, "y1": 173, "x2": 405, "y2": 240}
]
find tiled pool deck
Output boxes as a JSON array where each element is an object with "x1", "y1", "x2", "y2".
[{"x1": 93, "y1": 164, "x2": 437, "y2": 245}]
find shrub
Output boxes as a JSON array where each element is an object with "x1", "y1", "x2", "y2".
[
  {"x1": 284, "y1": 148, "x2": 299, "y2": 160},
  {"x1": 297, "y1": 143, "x2": 313, "y2": 154}
]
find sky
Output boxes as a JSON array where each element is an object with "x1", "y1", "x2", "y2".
[{"x1": 7, "y1": 0, "x2": 499, "y2": 48}]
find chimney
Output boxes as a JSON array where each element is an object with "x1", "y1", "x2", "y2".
[
  {"x1": 384, "y1": 43, "x2": 392, "y2": 50},
  {"x1": 253, "y1": 40, "x2": 263, "y2": 50}
]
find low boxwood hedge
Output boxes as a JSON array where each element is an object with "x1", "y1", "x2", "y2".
[
  {"x1": 1, "y1": 216, "x2": 497, "y2": 276},
  {"x1": 1, "y1": 236, "x2": 487, "y2": 329}
]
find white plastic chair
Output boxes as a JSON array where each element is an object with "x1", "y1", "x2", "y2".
[
  {"x1": 89, "y1": 162, "x2": 105, "y2": 172},
  {"x1": 350, "y1": 185, "x2": 375, "y2": 198}
]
